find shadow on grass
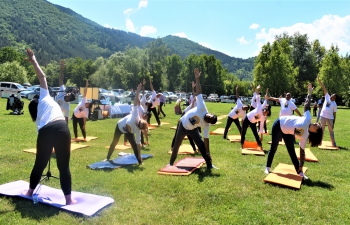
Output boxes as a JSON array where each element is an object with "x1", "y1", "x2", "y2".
[
  {"x1": 338, "y1": 146, "x2": 348, "y2": 150},
  {"x1": 194, "y1": 168, "x2": 221, "y2": 182},
  {"x1": 302, "y1": 179, "x2": 334, "y2": 189}
]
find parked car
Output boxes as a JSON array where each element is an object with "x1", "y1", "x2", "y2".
[
  {"x1": 99, "y1": 88, "x2": 117, "y2": 101},
  {"x1": 207, "y1": 94, "x2": 220, "y2": 102},
  {"x1": 202, "y1": 94, "x2": 207, "y2": 99},
  {"x1": 177, "y1": 93, "x2": 187, "y2": 101},
  {"x1": 111, "y1": 89, "x2": 125, "y2": 95},
  {"x1": 20, "y1": 85, "x2": 40, "y2": 98},
  {"x1": 27, "y1": 86, "x2": 55, "y2": 100},
  {"x1": 164, "y1": 91, "x2": 178, "y2": 101},
  {"x1": 22, "y1": 83, "x2": 31, "y2": 89},
  {"x1": 0, "y1": 81, "x2": 26, "y2": 98},
  {"x1": 221, "y1": 95, "x2": 236, "y2": 103}
]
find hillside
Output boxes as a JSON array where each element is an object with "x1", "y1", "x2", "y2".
[{"x1": 0, "y1": 0, "x2": 254, "y2": 77}]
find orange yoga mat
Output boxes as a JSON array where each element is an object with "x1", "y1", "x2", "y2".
[
  {"x1": 168, "y1": 144, "x2": 198, "y2": 155},
  {"x1": 318, "y1": 141, "x2": 339, "y2": 150},
  {"x1": 170, "y1": 126, "x2": 178, "y2": 130},
  {"x1": 147, "y1": 125, "x2": 157, "y2": 130},
  {"x1": 241, "y1": 141, "x2": 265, "y2": 156},
  {"x1": 263, "y1": 163, "x2": 308, "y2": 189},
  {"x1": 71, "y1": 136, "x2": 98, "y2": 142},
  {"x1": 295, "y1": 147, "x2": 318, "y2": 162},
  {"x1": 157, "y1": 157, "x2": 205, "y2": 175},
  {"x1": 210, "y1": 128, "x2": 228, "y2": 135},
  {"x1": 228, "y1": 135, "x2": 241, "y2": 143},
  {"x1": 23, "y1": 143, "x2": 89, "y2": 154}
]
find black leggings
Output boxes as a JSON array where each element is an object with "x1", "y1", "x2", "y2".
[
  {"x1": 223, "y1": 116, "x2": 242, "y2": 138},
  {"x1": 106, "y1": 124, "x2": 142, "y2": 164},
  {"x1": 72, "y1": 113, "x2": 86, "y2": 139},
  {"x1": 29, "y1": 120, "x2": 72, "y2": 195},
  {"x1": 241, "y1": 116, "x2": 262, "y2": 146},
  {"x1": 171, "y1": 121, "x2": 197, "y2": 151},
  {"x1": 147, "y1": 106, "x2": 160, "y2": 125},
  {"x1": 170, "y1": 122, "x2": 212, "y2": 167},
  {"x1": 158, "y1": 102, "x2": 166, "y2": 117}
]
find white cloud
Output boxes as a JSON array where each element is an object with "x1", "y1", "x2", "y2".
[
  {"x1": 237, "y1": 36, "x2": 252, "y2": 45},
  {"x1": 138, "y1": 0, "x2": 148, "y2": 9},
  {"x1": 249, "y1": 23, "x2": 259, "y2": 30},
  {"x1": 199, "y1": 42, "x2": 212, "y2": 49},
  {"x1": 140, "y1": 25, "x2": 157, "y2": 36},
  {"x1": 124, "y1": 8, "x2": 133, "y2": 16},
  {"x1": 125, "y1": 18, "x2": 135, "y2": 32},
  {"x1": 255, "y1": 14, "x2": 350, "y2": 56},
  {"x1": 172, "y1": 33, "x2": 188, "y2": 39}
]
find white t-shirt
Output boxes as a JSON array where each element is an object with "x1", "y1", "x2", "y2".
[
  {"x1": 117, "y1": 106, "x2": 141, "y2": 144},
  {"x1": 280, "y1": 111, "x2": 312, "y2": 149},
  {"x1": 279, "y1": 98, "x2": 297, "y2": 117},
  {"x1": 180, "y1": 94, "x2": 210, "y2": 138},
  {"x1": 251, "y1": 92, "x2": 259, "y2": 109},
  {"x1": 149, "y1": 91, "x2": 159, "y2": 108},
  {"x1": 247, "y1": 99, "x2": 267, "y2": 133},
  {"x1": 56, "y1": 85, "x2": 70, "y2": 117},
  {"x1": 140, "y1": 95, "x2": 148, "y2": 112},
  {"x1": 320, "y1": 93, "x2": 337, "y2": 119},
  {"x1": 36, "y1": 88, "x2": 64, "y2": 132},
  {"x1": 137, "y1": 105, "x2": 145, "y2": 119},
  {"x1": 228, "y1": 98, "x2": 246, "y2": 119},
  {"x1": 73, "y1": 97, "x2": 89, "y2": 118}
]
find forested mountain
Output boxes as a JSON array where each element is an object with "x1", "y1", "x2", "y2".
[{"x1": 0, "y1": 0, "x2": 254, "y2": 78}]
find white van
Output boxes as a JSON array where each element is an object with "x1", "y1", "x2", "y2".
[{"x1": 0, "y1": 82, "x2": 26, "y2": 98}]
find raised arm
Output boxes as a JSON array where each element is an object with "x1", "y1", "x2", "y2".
[
  {"x1": 191, "y1": 81, "x2": 196, "y2": 96},
  {"x1": 317, "y1": 76, "x2": 327, "y2": 95},
  {"x1": 83, "y1": 80, "x2": 89, "y2": 98},
  {"x1": 149, "y1": 77, "x2": 154, "y2": 92},
  {"x1": 25, "y1": 49, "x2": 48, "y2": 90},
  {"x1": 59, "y1": 60, "x2": 65, "y2": 86},
  {"x1": 134, "y1": 84, "x2": 142, "y2": 106},
  {"x1": 251, "y1": 82, "x2": 255, "y2": 93},
  {"x1": 194, "y1": 68, "x2": 202, "y2": 95},
  {"x1": 304, "y1": 83, "x2": 313, "y2": 113},
  {"x1": 142, "y1": 79, "x2": 146, "y2": 95},
  {"x1": 236, "y1": 85, "x2": 239, "y2": 99}
]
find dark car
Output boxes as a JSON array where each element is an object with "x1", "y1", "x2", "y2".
[{"x1": 27, "y1": 86, "x2": 55, "y2": 100}]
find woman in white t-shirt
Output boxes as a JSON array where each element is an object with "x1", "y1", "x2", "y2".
[
  {"x1": 265, "y1": 84, "x2": 323, "y2": 179},
  {"x1": 22, "y1": 49, "x2": 76, "y2": 205},
  {"x1": 317, "y1": 76, "x2": 337, "y2": 147},
  {"x1": 223, "y1": 85, "x2": 249, "y2": 139},
  {"x1": 72, "y1": 80, "x2": 89, "y2": 141}
]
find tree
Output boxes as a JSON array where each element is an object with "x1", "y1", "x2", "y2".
[
  {"x1": 0, "y1": 61, "x2": 28, "y2": 84},
  {"x1": 166, "y1": 54, "x2": 184, "y2": 92}
]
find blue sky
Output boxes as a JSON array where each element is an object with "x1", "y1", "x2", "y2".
[{"x1": 47, "y1": 0, "x2": 350, "y2": 59}]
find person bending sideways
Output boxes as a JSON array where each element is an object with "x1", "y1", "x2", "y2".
[
  {"x1": 223, "y1": 85, "x2": 249, "y2": 139},
  {"x1": 72, "y1": 80, "x2": 89, "y2": 141},
  {"x1": 169, "y1": 68, "x2": 218, "y2": 169},
  {"x1": 22, "y1": 49, "x2": 76, "y2": 205},
  {"x1": 265, "y1": 84, "x2": 323, "y2": 179},
  {"x1": 105, "y1": 84, "x2": 148, "y2": 164}
]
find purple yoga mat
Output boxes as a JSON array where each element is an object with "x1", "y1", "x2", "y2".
[{"x1": 0, "y1": 180, "x2": 114, "y2": 216}]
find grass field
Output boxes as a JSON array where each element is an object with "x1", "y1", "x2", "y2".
[{"x1": 0, "y1": 98, "x2": 350, "y2": 224}]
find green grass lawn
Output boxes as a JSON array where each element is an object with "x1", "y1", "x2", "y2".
[{"x1": 1, "y1": 98, "x2": 350, "y2": 224}]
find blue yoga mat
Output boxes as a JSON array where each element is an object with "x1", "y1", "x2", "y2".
[{"x1": 88, "y1": 154, "x2": 153, "y2": 169}]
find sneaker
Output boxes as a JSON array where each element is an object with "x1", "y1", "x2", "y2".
[
  {"x1": 264, "y1": 167, "x2": 270, "y2": 174},
  {"x1": 208, "y1": 164, "x2": 219, "y2": 170},
  {"x1": 299, "y1": 172, "x2": 309, "y2": 180}
]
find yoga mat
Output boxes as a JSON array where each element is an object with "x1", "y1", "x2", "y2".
[
  {"x1": 71, "y1": 136, "x2": 98, "y2": 142},
  {"x1": 157, "y1": 157, "x2": 205, "y2": 175},
  {"x1": 88, "y1": 154, "x2": 153, "y2": 169},
  {"x1": 170, "y1": 126, "x2": 177, "y2": 130},
  {"x1": 168, "y1": 144, "x2": 198, "y2": 155},
  {"x1": 267, "y1": 140, "x2": 285, "y2": 145},
  {"x1": 318, "y1": 141, "x2": 339, "y2": 150},
  {"x1": 217, "y1": 115, "x2": 228, "y2": 120},
  {"x1": 148, "y1": 125, "x2": 157, "y2": 130},
  {"x1": 105, "y1": 145, "x2": 131, "y2": 150},
  {"x1": 23, "y1": 144, "x2": 89, "y2": 154},
  {"x1": 295, "y1": 147, "x2": 319, "y2": 162},
  {"x1": 241, "y1": 141, "x2": 265, "y2": 156},
  {"x1": 263, "y1": 163, "x2": 308, "y2": 189},
  {"x1": 0, "y1": 180, "x2": 114, "y2": 216},
  {"x1": 210, "y1": 128, "x2": 228, "y2": 135},
  {"x1": 150, "y1": 122, "x2": 170, "y2": 126},
  {"x1": 228, "y1": 135, "x2": 241, "y2": 143}
]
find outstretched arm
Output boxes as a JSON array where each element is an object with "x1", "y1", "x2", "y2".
[
  {"x1": 25, "y1": 49, "x2": 48, "y2": 90},
  {"x1": 236, "y1": 85, "x2": 239, "y2": 99},
  {"x1": 59, "y1": 60, "x2": 65, "y2": 86},
  {"x1": 83, "y1": 80, "x2": 89, "y2": 98},
  {"x1": 194, "y1": 68, "x2": 202, "y2": 95},
  {"x1": 304, "y1": 83, "x2": 313, "y2": 113},
  {"x1": 317, "y1": 76, "x2": 327, "y2": 95},
  {"x1": 191, "y1": 81, "x2": 196, "y2": 96},
  {"x1": 134, "y1": 84, "x2": 142, "y2": 106},
  {"x1": 149, "y1": 77, "x2": 154, "y2": 92},
  {"x1": 142, "y1": 79, "x2": 146, "y2": 95}
]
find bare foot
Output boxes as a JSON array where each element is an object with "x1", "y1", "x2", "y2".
[
  {"x1": 65, "y1": 194, "x2": 77, "y2": 205},
  {"x1": 21, "y1": 189, "x2": 34, "y2": 197}
]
